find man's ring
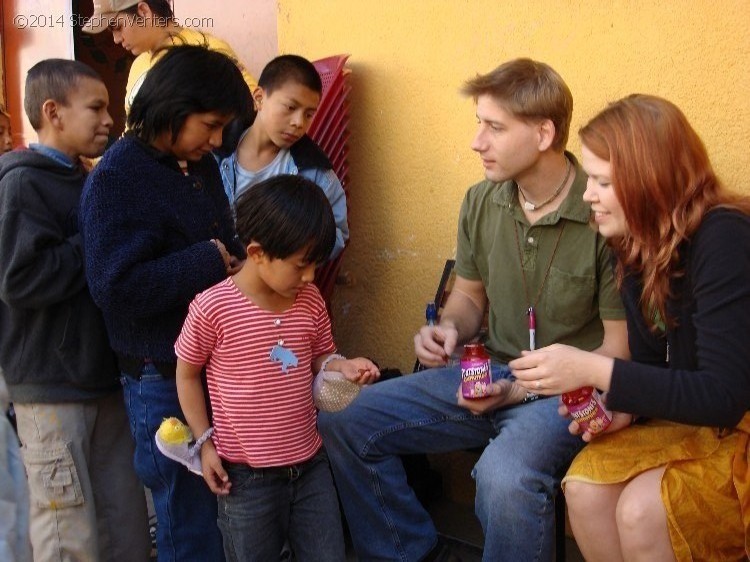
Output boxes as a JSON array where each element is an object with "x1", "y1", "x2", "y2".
[{"x1": 535, "y1": 380, "x2": 542, "y2": 390}]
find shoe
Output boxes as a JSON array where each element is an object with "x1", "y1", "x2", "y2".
[{"x1": 154, "y1": 417, "x2": 202, "y2": 475}]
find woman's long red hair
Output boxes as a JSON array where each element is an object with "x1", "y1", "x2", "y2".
[{"x1": 580, "y1": 94, "x2": 750, "y2": 329}]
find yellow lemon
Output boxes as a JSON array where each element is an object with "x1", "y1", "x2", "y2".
[{"x1": 157, "y1": 417, "x2": 193, "y2": 444}]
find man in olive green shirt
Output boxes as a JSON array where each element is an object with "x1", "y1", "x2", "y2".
[
  {"x1": 456, "y1": 151, "x2": 624, "y2": 364},
  {"x1": 318, "y1": 59, "x2": 628, "y2": 562}
]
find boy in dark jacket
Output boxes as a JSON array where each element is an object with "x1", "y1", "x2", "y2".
[{"x1": 0, "y1": 59, "x2": 150, "y2": 562}]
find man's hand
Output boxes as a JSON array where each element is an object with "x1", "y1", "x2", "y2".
[
  {"x1": 414, "y1": 323, "x2": 458, "y2": 367},
  {"x1": 456, "y1": 378, "x2": 527, "y2": 415}
]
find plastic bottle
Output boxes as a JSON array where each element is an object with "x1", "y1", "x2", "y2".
[
  {"x1": 461, "y1": 343, "x2": 492, "y2": 399},
  {"x1": 561, "y1": 387, "x2": 612, "y2": 434}
]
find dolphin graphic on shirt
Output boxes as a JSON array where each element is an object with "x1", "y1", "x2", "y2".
[{"x1": 269, "y1": 344, "x2": 298, "y2": 374}]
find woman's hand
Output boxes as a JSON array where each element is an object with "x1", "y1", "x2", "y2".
[
  {"x1": 559, "y1": 400, "x2": 634, "y2": 442},
  {"x1": 509, "y1": 344, "x2": 614, "y2": 395},
  {"x1": 227, "y1": 256, "x2": 245, "y2": 276},
  {"x1": 210, "y1": 239, "x2": 231, "y2": 272}
]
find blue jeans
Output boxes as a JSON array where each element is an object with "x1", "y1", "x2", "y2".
[
  {"x1": 121, "y1": 364, "x2": 224, "y2": 562},
  {"x1": 317, "y1": 364, "x2": 585, "y2": 562},
  {"x1": 218, "y1": 449, "x2": 345, "y2": 562}
]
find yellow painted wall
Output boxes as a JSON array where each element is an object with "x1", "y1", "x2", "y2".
[{"x1": 294, "y1": 1, "x2": 750, "y2": 372}]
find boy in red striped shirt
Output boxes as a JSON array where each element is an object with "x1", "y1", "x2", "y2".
[{"x1": 175, "y1": 174, "x2": 378, "y2": 562}]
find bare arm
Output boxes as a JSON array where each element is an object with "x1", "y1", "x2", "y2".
[
  {"x1": 176, "y1": 358, "x2": 230, "y2": 495},
  {"x1": 440, "y1": 276, "x2": 487, "y2": 344},
  {"x1": 176, "y1": 359, "x2": 211, "y2": 438},
  {"x1": 592, "y1": 319, "x2": 630, "y2": 360}
]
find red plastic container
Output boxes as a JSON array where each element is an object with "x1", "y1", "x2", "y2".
[
  {"x1": 561, "y1": 387, "x2": 612, "y2": 434},
  {"x1": 461, "y1": 343, "x2": 492, "y2": 399}
]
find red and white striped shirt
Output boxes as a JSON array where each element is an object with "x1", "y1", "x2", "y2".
[{"x1": 175, "y1": 278, "x2": 336, "y2": 467}]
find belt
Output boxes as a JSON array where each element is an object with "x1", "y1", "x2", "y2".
[
  {"x1": 224, "y1": 457, "x2": 317, "y2": 481},
  {"x1": 117, "y1": 354, "x2": 177, "y2": 379}
]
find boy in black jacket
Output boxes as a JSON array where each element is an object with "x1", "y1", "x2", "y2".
[{"x1": 0, "y1": 59, "x2": 150, "y2": 562}]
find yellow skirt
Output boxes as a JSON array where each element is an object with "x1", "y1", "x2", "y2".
[{"x1": 563, "y1": 413, "x2": 750, "y2": 562}]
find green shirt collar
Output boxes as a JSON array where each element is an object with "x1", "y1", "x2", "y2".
[{"x1": 491, "y1": 151, "x2": 591, "y2": 225}]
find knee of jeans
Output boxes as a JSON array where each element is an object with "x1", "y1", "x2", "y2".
[{"x1": 472, "y1": 450, "x2": 526, "y2": 500}]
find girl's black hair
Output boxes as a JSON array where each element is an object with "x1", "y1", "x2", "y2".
[
  {"x1": 128, "y1": 45, "x2": 251, "y2": 143},
  {"x1": 235, "y1": 174, "x2": 335, "y2": 264}
]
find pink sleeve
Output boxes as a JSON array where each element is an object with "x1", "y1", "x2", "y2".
[{"x1": 175, "y1": 298, "x2": 217, "y2": 366}]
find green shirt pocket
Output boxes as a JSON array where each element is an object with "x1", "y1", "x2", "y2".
[{"x1": 545, "y1": 267, "x2": 596, "y2": 327}]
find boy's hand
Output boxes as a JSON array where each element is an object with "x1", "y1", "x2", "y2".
[
  {"x1": 200, "y1": 440, "x2": 231, "y2": 496},
  {"x1": 326, "y1": 357, "x2": 380, "y2": 385}
]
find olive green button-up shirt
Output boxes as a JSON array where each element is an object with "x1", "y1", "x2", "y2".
[{"x1": 455, "y1": 155, "x2": 625, "y2": 364}]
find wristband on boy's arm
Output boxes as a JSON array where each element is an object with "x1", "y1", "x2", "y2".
[
  {"x1": 188, "y1": 427, "x2": 214, "y2": 456},
  {"x1": 320, "y1": 353, "x2": 346, "y2": 373}
]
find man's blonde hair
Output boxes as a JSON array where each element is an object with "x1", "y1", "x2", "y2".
[{"x1": 462, "y1": 58, "x2": 573, "y2": 151}]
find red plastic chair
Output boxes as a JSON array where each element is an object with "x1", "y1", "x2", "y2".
[{"x1": 309, "y1": 55, "x2": 352, "y2": 311}]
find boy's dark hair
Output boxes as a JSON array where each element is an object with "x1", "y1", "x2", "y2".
[
  {"x1": 235, "y1": 174, "x2": 335, "y2": 264},
  {"x1": 128, "y1": 45, "x2": 251, "y2": 143},
  {"x1": 24, "y1": 59, "x2": 102, "y2": 130},
  {"x1": 462, "y1": 58, "x2": 573, "y2": 152},
  {"x1": 258, "y1": 55, "x2": 322, "y2": 96},
  {"x1": 121, "y1": 0, "x2": 174, "y2": 19}
]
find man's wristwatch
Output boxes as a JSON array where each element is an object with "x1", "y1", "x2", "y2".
[{"x1": 521, "y1": 391, "x2": 540, "y2": 404}]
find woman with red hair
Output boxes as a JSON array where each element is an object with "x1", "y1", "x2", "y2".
[{"x1": 509, "y1": 94, "x2": 750, "y2": 561}]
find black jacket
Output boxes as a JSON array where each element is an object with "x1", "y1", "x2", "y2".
[
  {"x1": 0, "y1": 149, "x2": 119, "y2": 403},
  {"x1": 609, "y1": 210, "x2": 750, "y2": 428}
]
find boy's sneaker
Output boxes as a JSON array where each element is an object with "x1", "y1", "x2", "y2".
[{"x1": 154, "y1": 417, "x2": 203, "y2": 475}]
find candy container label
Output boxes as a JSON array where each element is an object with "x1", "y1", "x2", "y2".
[
  {"x1": 461, "y1": 344, "x2": 491, "y2": 399},
  {"x1": 563, "y1": 387, "x2": 612, "y2": 434}
]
